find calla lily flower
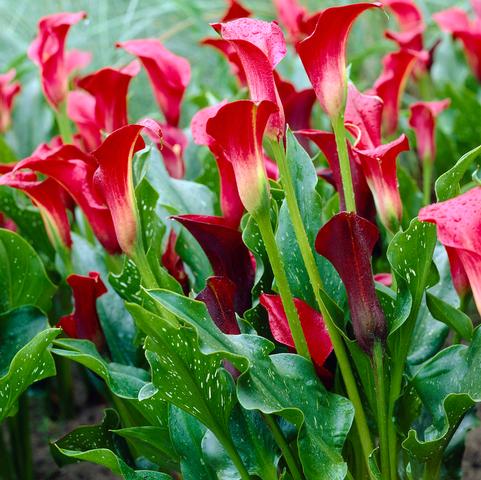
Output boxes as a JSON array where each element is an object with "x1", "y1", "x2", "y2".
[
  {"x1": 191, "y1": 101, "x2": 244, "y2": 228},
  {"x1": 65, "y1": 49, "x2": 92, "y2": 76},
  {"x1": 374, "y1": 272, "x2": 393, "y2": 287},
  {"x1": 0, "y1": 171, "x2": 71, "y2": 248},
  {"x1": 58, "y1": 272, "x2": 107, "y2": 349},
  {"x1": 173, "y1": 214, "x2": 255, "y2": 314},
  {"x1": 344, "y1": 83, "x2": 383, "y2": 150},
  {"x1": 117, "y1": 39, "x2": 191, "y2": 127},
  {"x1": 211, "y1": 19, "x2": 286, "y2": 137},
  {"x1": 78, "y1": 61, "x2": 140, "y2": 134},
  {"x1": 0, "y1": 69, "x2": 21, "y2": 133},
  {"x1": 419, "y1": 187, "x2": 481, "y2": 314},
  {"x1": 354, "y1": 134, "x2": 409, "y2": 231},
  {"x1": 408, "y1": 99, "x2": 450, "y2": 163},
  {"x1": 197, "y1": 276, "x2": 240, "y2": 335},
  {"x1": 272, "y1": 0, "x2": 312, "y2": 44},
  {"x1": 161, "y1": 230, "x2": 189, "y2": 294},
  {"x1": 0, "y1": 213, "x2": 16, "y2": 232},
  {"x1": 372, "y1": 48, "x2": 426, "y2": 135},
  {"x1": 434, "y1": 5, "x2": 481, "y2": 82},
  {"x1": 205, "y1": 100, "x2": 278, "y2": 217},
  {"x1": 316, "y1": 212, "x2": 386, "y2": 354},
  {"x1": 260, "y1": 293, "x2": 333, "y2": 370},
  {"x1": 28, "y1": 11, "x2": 87, "y2": 108},
  {"x1": 297, "y1": 2, "x2": 382, "y2": 119},
  {"x1": 383, "y1": 0, "x2": 424, "y2": 50},
  {"x1": 221, "y1": 0, "x2": 251, "y2": 22}
]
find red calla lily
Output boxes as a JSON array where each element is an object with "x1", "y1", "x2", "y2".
[
  {"x1": 206, "y1": 100, "x2": 277, "y2": 216},
  {"x1": 372, "y1": 48, "x2": 427, "y2": 135},
  {"x1": 260, "y1": 293, "x2": 333, "y2": 370},
  {"x1": 221, "y1": 0, "x2": 251, "y2": 22},
  {"x1": 197, "y1": 276, "x2": 240, "y2": 335},
  {"x1": 374, "y1": 272, "x2": 393, "y2": 287},
  {"x1": 316, "y1": 212, "x2": 386, "y2": 354},
  {"x1": 419, "y1": 187, "x2": 481, "y2": 314},
  {"x1": 150, "y1": 122, "x2": 187, "y2": 179},
  {"x1": 173, "y1": 214, "x2": 254, "y2": 314},
  {"x1": 162, "y1": 230, "x2": 189, "y2": 294},
  {"x1": 434, "y1": 5, "x2": 481, "y2": 82},
  {"x1": 78, "y1": 61, "x2": 140, "y2": 134},
  {"x1": 28, "y1": 11, "x2": 86, "y2": 108},
  {"x1": 344, "y1": 83, "x2": 383, "y2": 150},
  {"x1": 409, "y1": 99, "x2": 450, "y2": 163},
  {"x1": 0, "y1": 171, "x2": 71, "y2": 248},
  {"x1": 297, "y1": 2, "x2": 382, "y2": 119},
  {"x1": 383, "y1": 0, "x2": 424, "y2": 50},
  {"x1": 211, "y1": 19, "x2": 286, "y2": 137},
  {"x1": 117, "y1": 39, "x2": 191, "y2": 127},
  {"x1": 58, "y1": 272, "x2": 107, "y2": 349},
  {"x1": 272, "y1": 0, "x2": 309, "y2": 44},
  {"x1": 65, "y1": 49, "x2": 92, "y2": 76},
  {"x1": 191, "y1": 101, "x2": 244, "y2": 228},
  {"x1": 0, "y1": 69, "x2": 21, "y2": 133},
  {"x1": 354, "y1": 134, "x2": 409, "y2": 231},
  {"x1": 0, "y1": 213, "x2": 16, "y2": 232}
]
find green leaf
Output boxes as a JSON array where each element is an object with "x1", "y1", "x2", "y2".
[
  {"x1": 52, "y1": 409, "x2": 171, "y2": 479},
  {"x1": 435, "y1": 144, "x2": 481, "y2": 201},
  {"x1": 426, "y1": 292, "x2": 473, "y2": 341},
  {"x1": 0, "y1": 307, "x2": 59, "y2": 420},
  {"x1": 145, "y1": 290, "x2": 354, "y2": 480},
  {"x1": 0, "y1": 228, "x2": 56, "y2": 314},
  {"x1": 0, "y1": 135, "x2": 17, "y2": 163}
]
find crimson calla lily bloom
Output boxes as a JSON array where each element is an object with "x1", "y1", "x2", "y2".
[
  {"x1": 297, "y1": 2, "x2": 382, "y2": 119},
  {"x1": 221, "y1": 0, "x2": 251, "y2": 22},
  {"x1": 354, "y1": 134, "x2": 409, "y2": 231},
  {"x1": 0, "y1": 171, "x2": 71, "y2": 248},
  {"x1": 374, "y1": 272, "x2": 393, "y2": 287},
  {"x1": 65, "y1": 49, "x2": 92, "y2": 76},
  {"x1": 206, "y1": 100, "x2": 277, "y2": 217},
  {"x1": 59, "y1": 272, "x2": 107, "y2": 349},
  {"x1": 161, "y1": 230, "x2": 189, "y2": 294},
  {"x1": 419, "y1": 187, "x2": 481, "y2": 314},
  {"x1": 173, "y1": 214, "x2": 255, "y2": 314},
  {"x1": 211, "y1": 19, "x2": 286, "y2": 138},
  {"x1": 260, "y1": 293, "x2": 333, "y2": 370},
  {"x1": 316, "y1": 212, "x2": 386, "y2": 354},
  {"x1": 434, "y1": 5, "x2": 481, "y2": 82},
  {"x1": 191, "y1": 101, "x2": 244, "y2": 228},
  {"x1": 0, "y1": 213, "x2": 16, "y2": 232},
  {"x1": 67, "y1": 90, "x2": 102, "y2": 151},
  {"x1": 383, "y1": 0, "x2": 424, "y2": 50},
  {"x1": 0, "y1": 69, "x2": 21, "y2": 133},
  {"x1": 372, "y1": 48, "x2": 426, "y2": 135},
  {"x1": 78, "y1": 61, "x2": 140, "y2": 134},
  {"x1": 28, "y1": 11, "x2": 86, "y2": 108},
  {"x1": 117, "y1": 39, "x2": 191, "y2": 127},
  {"x1": 272, "y1": 0, "x2": 309, "y2": 44},
  {"x1": 408, "y1": 99, "x2": 450, "y2": 163}
]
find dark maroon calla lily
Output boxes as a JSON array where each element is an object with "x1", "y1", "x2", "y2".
[
  {"x1": 0, "y1": 171, "x2": 71, "y2": 248},
  {"x1": 372, "y1": 48, "x2": 427, "y2": 135},
  {"x1": 197, "y1": 276, "x2": 240, "y2": 334},
  {"x1": 58, "y1": 272, "x2": 107, "y2": 349},
  {"x1": 191, "y1": 101, "x2": 244, "y2": 228},
  {"x1": 408, "y1": 99, "x2": 450, "y2": 163},
  {"x1": 173, "y1": 214, "x2": 254, "y2": 314},
  {"x1": 162, "y1": 230, "x2": 189, "y2": 294},
  {"x1": 354, "y1": 134, "x2": 409, "y2": 231},
  {"x1": 28, "y1": 11, "x2": 87, "y2": 108},
  {"x1": 211, "y1": 19, "x2": 286, "y2": 137},
  {"x1": 78, "y1": 61, "x2": 140, "y2": 134},
  {"x1": 117, "y1": 39, "x2": 191, "y2": 127},
  {"x1": 260, "y1": 293, "x2": 333, "y2": 370},
  {"x1": 297, "y1": 129, "x2": 375, "y2": 221},
  {"x1": 316, "y1": 212, "x2": 386, "y2": 354},
  {"x1": 297, "y1": 2, "x2": 382, "y2": 119},
  {"x1": 206, "y1": 100, "x2": 278, "y2": 217},
  {"x1": 0, "y1": 69, "x2": 21, "y2": 133},
  {"x1": 419, "y1": 187, "x2": 481, "y2": 313}
]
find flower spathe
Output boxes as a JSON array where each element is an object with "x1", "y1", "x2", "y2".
[
  {"x1": 28, "y1": 11, "x2": 87, "y2": 108},
  {"x1": 58, "y1": 272, "x2": 107, "y2": 349},
  {"x1": 0, "y1": 70, "x2": 21, "y2": 133},
  {"x1": 117, "y1": 39, "x2": 191, "y2": 127},
  {"x1": 419, "y1": 187, "x2": 481, "y2": 314},
  {"x1": 206, "y1": 99, "x2": 278, "y2": 217},
  {"x1": 297, "y1": 2, "x2": 382, "y2": 119}
]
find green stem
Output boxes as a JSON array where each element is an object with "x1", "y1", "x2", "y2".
[
  {"x1": 56, "y1": 357, "x2": 74, "y2": 419},
  {"x1": 373, "y1": 342, "x2": 390, "y2": 480},
  {"x1": 216, "y1": 431, "x2": 251, "y2": 480},
  {"x1": 331, "y1": 113, "x2": 356, "y2": 213},
  {"x1": 422, "y1": 159, "x2": 433, "y2": 206},
  {"x1": 263, "y1": 414, "x2": 304, "y2": 480},
  {"x1": 55, "y1": 102, "x2": 74, "y2": 144},
  {"x1": 255, "y1": 211, "x2": 311, "y2": 360},
  {"x1": 0, "y1": 424, "x2": 15, "y2": 480},
  {"x1": 131, "y1": 245, "x2": 158, "y2": 290},
  {"x1": 423, "y1": 457, "x2": 441, "y2": 480},
  {"x1": 270, "y1": 140, "x2": 374, "y2": 468}
]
